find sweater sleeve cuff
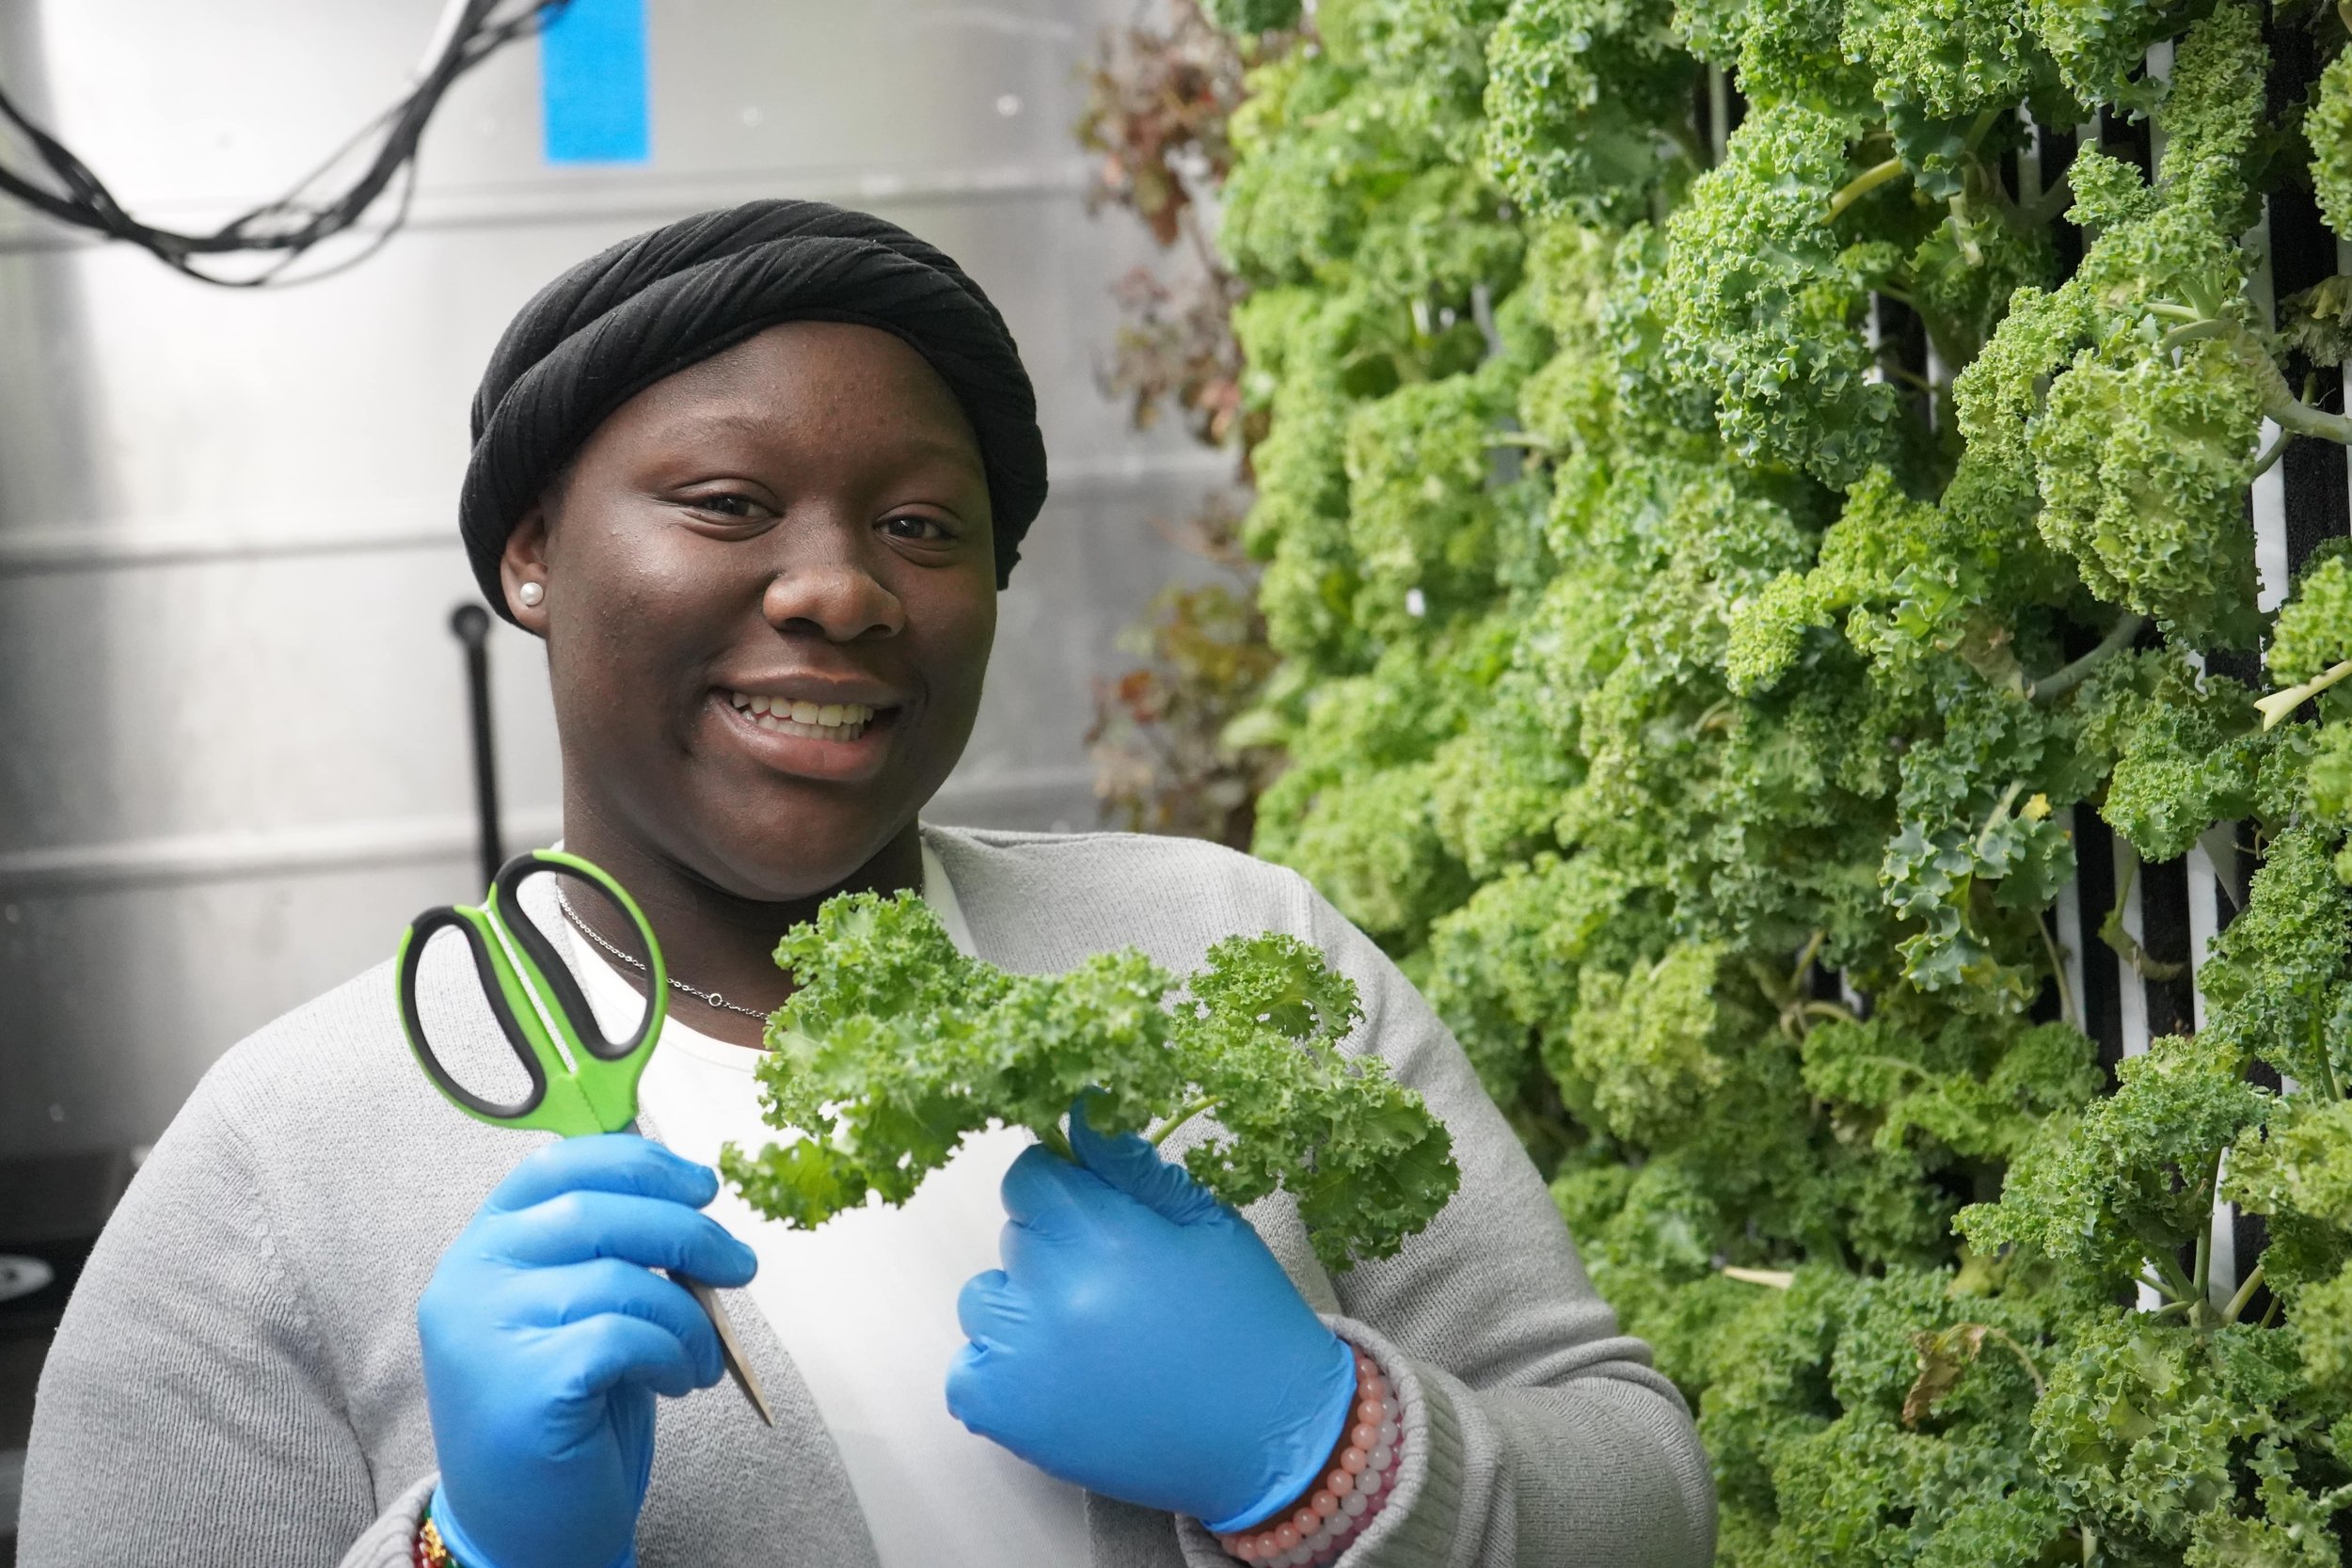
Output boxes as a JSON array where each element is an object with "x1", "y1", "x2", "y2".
[
  {"x1": 1175, "y1": 1318, "x2": 1468, "y2": 1568},
  {"x1": 336, "y1": 1474, "x2": 438, "y2": 1568}
]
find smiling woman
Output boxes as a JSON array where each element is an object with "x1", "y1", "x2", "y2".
[
  {"x1": 18, "y1": 202, "x2": 1714, "y2": 1568},
  {"x1": 504, "y1": 322, "x2": 1001, "y2": 1032}
]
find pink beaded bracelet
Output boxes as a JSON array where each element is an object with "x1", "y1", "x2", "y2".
[{"x1": 1216, "y1": 1346, "x2": 1403, "y2": 1567}]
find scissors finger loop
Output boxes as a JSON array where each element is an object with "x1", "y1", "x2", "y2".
[
  {"x1": 397, "y1": 905, "x2": 549, "y2": 1121},
  {"x1": 493, "y1": 852, "x2": 664, "y2": 1063}
]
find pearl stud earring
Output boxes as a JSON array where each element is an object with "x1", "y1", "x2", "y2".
[{"x1": 517, "y1": 581, "x2": 545, "y2": 608}]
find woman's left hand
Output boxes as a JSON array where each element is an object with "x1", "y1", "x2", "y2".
[{"x1": 946, "y1": 1100, "x2": 1359, "y2": 1531}]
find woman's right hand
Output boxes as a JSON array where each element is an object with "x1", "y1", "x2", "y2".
[{"x1": 418, "y1": 1134, "x2": 757, "y2": 1568}]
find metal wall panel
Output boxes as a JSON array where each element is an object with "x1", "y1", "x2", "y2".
[{"x1": 0, "y1": 0, "x2": 1226, "y2": 1159}]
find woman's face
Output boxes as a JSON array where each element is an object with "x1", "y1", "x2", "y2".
[{"x1": 501, "y1": 320, "x2": 997, "y2": 902}]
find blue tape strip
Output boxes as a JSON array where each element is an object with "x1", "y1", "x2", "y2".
[{"x1": 540, "y1": 0, "x2": 649, "y2": 166}]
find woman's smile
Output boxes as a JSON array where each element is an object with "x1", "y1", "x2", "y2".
[{"x1": 712, "y1": 686, "x2": 902, "y2": 784}]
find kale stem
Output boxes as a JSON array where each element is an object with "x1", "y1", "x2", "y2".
[
  {"x1": 2192, "y1": 1147, "x2": 2225, "y2": 1311},
  {"x1": 2159, "y1": 318, "x2": 2233, "y2": 353},
  {"x1": 1827, "y1": 156, "x2": 1908, "y2": 220},
  {"x1": 2243, "y1": 339, "x2": 2352, "y2": 443},
  {"x1": 1664, "y1": 119, "x2": 1707, "y2": 169},
  {"x1": 2153, "y1": 1253, "x2": 2198, "y2": 1306},
  {"x1": 1976, "y1": 781, "x2": 2028, "y2": 848},
  {"x1": 2254, "y1": 657, "x2": 2352, "y2": 730},
  {"x1": 1720, "y1": 1265, "x2": 1798, "y2": 1288},
  {"x1": 1857, "y1": 1053, "x2": 1931, "y2": 1080},
  {"x1": 2027, "y1": 611, "x2": 2147, "y2": 703},
  {"x1": 2022, "y1": 173, "x2": 2074, "y2": 228},
  {"x1": 1978, "y1": 1325, "x2": 2047, "y2": 1395},
  {"x1": 2095, "y1": 843, "x2": 2188, "y2": 982},
  {"x1": 1792, "y1": 928, "x2": 1828, "y2": 990},
  {"x1": 2221, "y1": 1262, "x2": 2266, "y2": 1324},
  {"x1": 2191, "y1": 1202, "x2": 2214, "y2": 1314},
  {"x1": 1036, "y1": 1121, "x2": 1075, "y2": 1163},
  {"x1": 2037, "y1": 909, "x2": 2080, "y2": 1034},
  {"x1": 1149, "y1": 1095, "x2": 1222, "y2": 1148},
  {"x1": 2250, "y1": 425, "x2": 2291, "y2": 479}
]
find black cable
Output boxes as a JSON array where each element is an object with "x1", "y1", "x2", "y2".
[{"x1": 0, "y1": 0, "x2": 572, "y2": 286}]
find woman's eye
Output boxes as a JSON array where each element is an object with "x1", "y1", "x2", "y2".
[
  {"x1": 882, "y1": 515, "x2": 952, "y2": 543},
  {"x1": 689, "y1": 493, "x2": 763, "y2": 519}
]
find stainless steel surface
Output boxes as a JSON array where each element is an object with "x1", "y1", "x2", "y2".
[{"x1": 0, "y1": 0, "x2": 1224, "y2": 1159}]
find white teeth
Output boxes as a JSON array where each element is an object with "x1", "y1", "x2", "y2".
[{"x1": 730, "y1": 690, "x2": 874, "y2": 739}]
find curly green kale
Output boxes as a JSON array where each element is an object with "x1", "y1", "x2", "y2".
[
  {"x1": 1559, "y1": 942, "x2": 1728, "y2": 1145},
  {"x1": 1218, "y1": 56, "x2": 1403, "y2": 288},
  {"x1": 1334, "y1": 0, "x2": 1514, "y2": 157},
  {"x1": 1950, "y1": 6, "x2": 2272, "y2": 645},
  {"x1": 1880, "y1": 678, "x2": 2085, "y2": 1005},
  {"x1": 1802, "y1": 1014, "x2": 2101, "y2": 1164},
  {"x1": 1674, "y1": 0, "x2": 1873, "y2": 111},
  {"x1": 1194, "y1": 0, "x2": 2352, "y2": 1553},
  {"x1": 2226, "y1": 1094, "x2": 2352, "y2": 1305},
  {"x1": 1202, "y1": 0, "x2": 1301, "y2": 34},
  {"x1": 721, "y1": 892, "x2": 1460, "y2": 1272},
  {"x1": 2029, "y1": 1314, "x2": 2310, "y2": 1550},
  {"x1": 1343, "y1": 372, "x2": 1510, "y2": 635},
  {"x1": 1249, "y1": 634, "x2": 1499, "y2": 949},
  {"x1": 2074, "y1": 649, "x2": 2264, "y2": 862},
  {"x1": 2267, "y1": 552, "x2": 2352, "y2": 686},
  {"x1": 1422, "y1": 851, "x2": 1628, "y2": 1098},
  {"x1": 1840, "y1": 0, "x2": 2055, "y2": 124},
  {"x1": 2196, "y1": 825, "x2": 2352, "y2": 1091},
  {"x1": 1657, "y1": 103, "x2": 1899, "y2": 485},
  {"x1": 1481, "y1": 0, "x2": 1699, "y2": 226},
  {"x1": 2029, "y1": 333, "x2": 2263, "y2": 639},
  {"x1": 1513, "y1": 221, "x2": 1625, "y2": 454},
  {"x1": 1960, "y1": 1032, "x2": 2270, "y2": 1299},
  {"x1": 2025, "y1": 0, "x2": 2197, "y2": 111},
  {"x1": 2316, "y1": 53, "x2": 2352, "y2": 240}
]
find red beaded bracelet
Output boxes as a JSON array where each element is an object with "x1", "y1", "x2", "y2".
[
  {"x1": 412, "y1": 1514, "x2": 456, "y2": 1568},
  {"x1": 1216, "y1": 1346, "x2": 1403, "y2": 1567}
]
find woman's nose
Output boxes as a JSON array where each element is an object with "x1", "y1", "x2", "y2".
[{"x1": 758, "y1": 543, "x2": 906, "y2": 643}]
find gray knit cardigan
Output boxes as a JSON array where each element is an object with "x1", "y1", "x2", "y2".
[{"x1": 20, "y1": 826, "x2": 1715, "y2": 1568}]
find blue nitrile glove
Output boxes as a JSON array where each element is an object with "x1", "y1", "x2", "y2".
[
  {"x1": 418, "y1": 1134, "x2": 758, "y2": 1568},
  {"x1": 946, "y1": 1100, "x2": 1359, "y2": 1532}
]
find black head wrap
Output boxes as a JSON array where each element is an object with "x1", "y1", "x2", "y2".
[{"x1": 460, "y1": 199, "x2": 1048, "y2": 619}]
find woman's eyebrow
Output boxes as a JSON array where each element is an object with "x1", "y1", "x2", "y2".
[
  {"x1": 884, "y1": 433, "x2": 990, "y2": 475},
  {"x1": 652, "y1": 409, "x2": 982, "y2": 476},
  {"x1": 652, "y1": 408, "x2": 784, "y2": 448}
]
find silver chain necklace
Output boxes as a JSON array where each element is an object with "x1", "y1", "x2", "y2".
[{"x1": 553, "y1": 884, "x2": 771, "y2": 1022}]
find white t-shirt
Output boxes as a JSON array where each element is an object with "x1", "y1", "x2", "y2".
[{"x1": 560, "y1": 849, "x2": 1090, "y2": 1567}]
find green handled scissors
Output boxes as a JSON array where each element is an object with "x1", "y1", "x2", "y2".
[{"x1": 396, "y1": 848, "x2": 773, "y2": 1424}]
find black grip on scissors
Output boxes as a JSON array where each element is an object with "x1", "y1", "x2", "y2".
[
  {"x1": 494, "y1": 853, "x2": 660, "y2": 1063},
  {"x1": 400, "y1": 905, "x2": 549, "y2": 1119}
]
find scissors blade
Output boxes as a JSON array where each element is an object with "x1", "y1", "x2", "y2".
[
  {"x1": 615, "y1": 1118, "x2": 771, "y2": 1425},
  {"x1": 673, "y1": 1271, "x2": 774, "y2": 1426}
]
